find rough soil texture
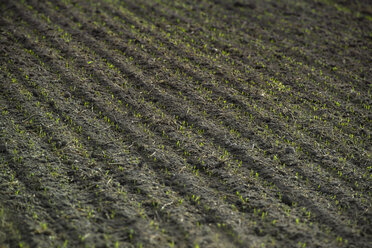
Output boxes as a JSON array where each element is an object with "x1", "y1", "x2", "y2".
[{"x1": 0, "y1": 0, "x2": 371, "y2": 247}]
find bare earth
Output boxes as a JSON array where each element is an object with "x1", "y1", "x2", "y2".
[{"x1": 0, "y1": 0, "x2": 371, "y2": 247}]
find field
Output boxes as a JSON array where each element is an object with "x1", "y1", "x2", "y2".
[{"x1": 0, "y1": 0, "x2": 371, "y2": 247}]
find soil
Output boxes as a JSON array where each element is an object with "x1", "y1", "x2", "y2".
[{"x1": 0, "y1": 0, "x2": 371, "y2": 247}]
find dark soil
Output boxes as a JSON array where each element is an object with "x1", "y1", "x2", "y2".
[{"x1": 0, "y1": 0, "x2": 371, "y2": 247}]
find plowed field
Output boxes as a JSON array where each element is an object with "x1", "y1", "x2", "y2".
[{"x1": 0, "y1": 0, "x2": 371, "y2": 247}]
